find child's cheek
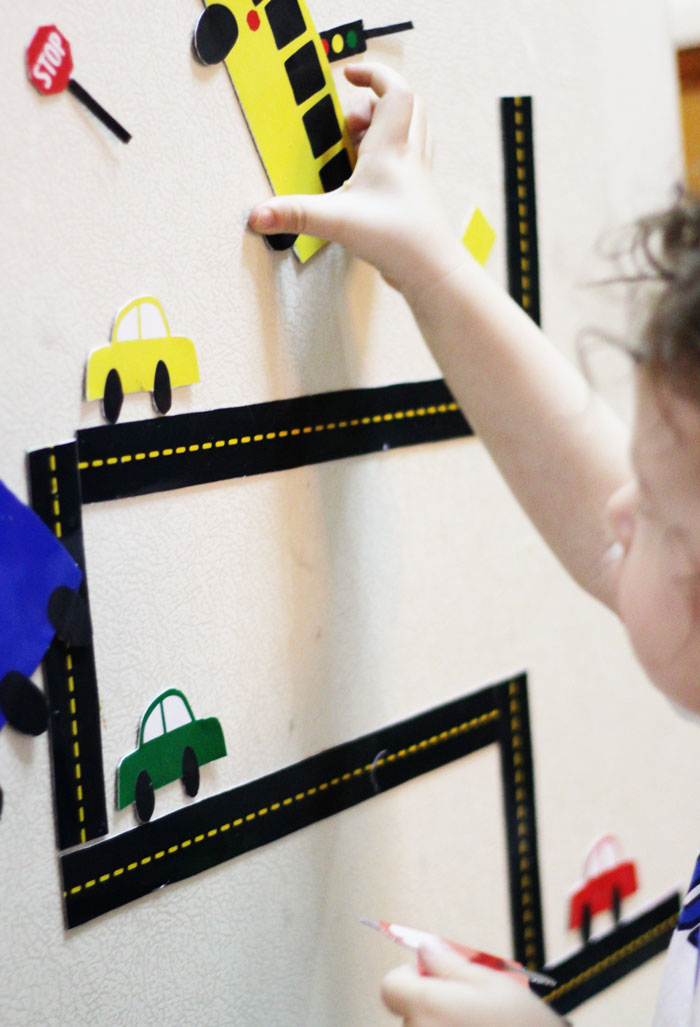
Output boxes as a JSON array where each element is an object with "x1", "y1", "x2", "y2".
[{"x1": 617, "y1": 553, "x2": 694, "y2": 680}]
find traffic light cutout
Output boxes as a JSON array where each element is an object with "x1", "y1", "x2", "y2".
[{"x1": 319, "y1": 20, "x2": 366, "y2": 61}]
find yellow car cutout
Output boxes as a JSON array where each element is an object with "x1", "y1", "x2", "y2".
[
  {"x1": 85, "y1": 296, "x2": 200, "y2": 423},
  {"x1": 194, "y1": 0, "x2": 355, "y2": 262}
]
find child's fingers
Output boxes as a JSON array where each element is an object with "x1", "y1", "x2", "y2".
[
  {"x1": 343, "y1": 61, "x2": 408, "y2": 92},
  {"x1": 408, "y1": 92, "x2": 429, "y2": 156},
  {"x1": 248, "y1": 190, "x2": 348, "y2": 244},
  {"x1": 345, "y1": 94, "x2": 376, "y2": 141},
  {"x1": 381, "y1": 963, "x2": 429, "y2": 1018},
  {"x1": 417, "y1": 940, "x2": 493, "y2": 983},
  {"x1": 344, "y1": 63, "x2": 415, "y2": 148}
]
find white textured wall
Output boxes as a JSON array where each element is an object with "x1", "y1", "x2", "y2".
[
  {"x1": 667, "y1": 0, "x2": 700, "y2": 47},
  {"x1": 0, "y1": 2, "x2": 692, "y2": 1025}
]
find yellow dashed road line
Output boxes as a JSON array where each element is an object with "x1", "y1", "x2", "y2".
[
  {"x1": 77, "y1": 404, "x2": 459, "y2": 471},
  {"x1": 543, "y1": 914, "x2": 679, "y2": 1005},
  {"x1": 49, "y1": 451, "x2": 87, "y2": 844},
  {"x1": 64, "y1": 706, "x2": 499, "y2": 897}
]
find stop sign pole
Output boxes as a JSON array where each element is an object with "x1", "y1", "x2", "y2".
[{"x1": 26, "y1": 26, "x2": 131, "y2": 144}]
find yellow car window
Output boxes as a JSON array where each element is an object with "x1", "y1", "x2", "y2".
[
  {"x1": 115, "y1": 305, "x2": 139, "y2": 342},
  {"x1": 139, "y1": 300, "x2": 169, "y2": 340}
]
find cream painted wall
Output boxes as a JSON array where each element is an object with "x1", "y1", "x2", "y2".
[
  {"x1": 0, "y1": 2, "x2": 693, "y2": 1025},
  {"x1": 667, "y1": 0, "x2": 700, "y2": 47}
]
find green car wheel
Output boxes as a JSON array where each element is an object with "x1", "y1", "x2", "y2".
[
  {"x1": 182, "y1": 746, "x2": 199, "y2": 797},
  {"x1": 135, "y1": 769, "x2": 155, "y2": 823}
]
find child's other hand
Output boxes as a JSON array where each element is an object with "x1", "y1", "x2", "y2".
[
  {"x1": 381, "y1": 940, "x2": 565, "y2": 1027},
  {"x1": 247, "y1": 63, "x2": 467, "y2": 301}
]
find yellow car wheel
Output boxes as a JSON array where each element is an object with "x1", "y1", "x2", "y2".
[
  {"x1": 153, "y1": 360, "x2": 172, "y2": 415},
  {"x1": 194, "y1": 4, "x2": 238, "y2": 65},
  {"x1": 103, "y1": 368, "x2": 123, "y2": 424}
]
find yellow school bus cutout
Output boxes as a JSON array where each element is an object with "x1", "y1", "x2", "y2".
[
  {"x1": 85, "y1": 297, "x2": 200, "y2": 423},
  {"x1": 194, "y1": 0, "x2": 355, "y2": 262}
]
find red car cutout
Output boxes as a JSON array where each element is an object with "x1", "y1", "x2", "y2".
[{"x1": 568, "y1": 834, "x2": 638, "y2": 943}]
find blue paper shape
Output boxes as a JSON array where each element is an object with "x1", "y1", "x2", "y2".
[{"x1": 0, "y1": 479, "x2": 82, "y2": 729}]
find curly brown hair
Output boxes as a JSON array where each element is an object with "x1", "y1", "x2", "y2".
[{"x1": 625, "y1": 187, "x2": 700, "y2": 402}]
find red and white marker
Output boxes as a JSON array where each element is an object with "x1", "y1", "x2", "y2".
[
  {"x1": 361, "y1": 919, "x2": 557, "y2": 988},
  {"x1": 27, "y1": 26, "x2": 131, "y2": 143}
]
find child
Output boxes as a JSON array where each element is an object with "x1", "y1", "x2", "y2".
[{"x1": 249, "y1": 63, "x2": 700, "y2": 1026}]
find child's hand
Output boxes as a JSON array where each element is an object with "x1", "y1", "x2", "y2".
[
  {"x1": 247, "y1": 63, "x2": 467, "y2": 302},
  {"x1": 381, "y1": 940, "x2": 565, "y2": 1027}
]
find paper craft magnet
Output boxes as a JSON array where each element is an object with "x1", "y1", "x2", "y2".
[
  {"x1": 85, "y1": 296, "x2": 200, "y2": 423},
  {"x1": 117, "y1": 688, "x2": 227, "y2": 823},
  {"x1": 26, "y1": 26, "x2": 131, "y2": 143},
  {"x1": 361, "y1": 919, "x2": 556, "y2": 988},
  {"x1": 568, "y1": 834, "x2": 638, "y2": 944},
  {"x1": 461, "y1": 206, "x2": 496, "y2": 267},
  {"x1": 318, "y1": 19, "x2": 414, "y2": 62},
  {"x1": 501, "y1": 97, "x2": 540, "y2": 323},
  {"x1": 192, "y1": 0, "x2": 355, "y2": 262},
  {"x1": 0, "y1": 478, "x2": 86, "y2": 735}
]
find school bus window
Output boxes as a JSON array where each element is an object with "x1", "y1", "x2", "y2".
[
  {"x1": 266, "y1": 0, "x2": 306, "y2": 50},
  {"x1": 303, "y1": 94, "x2": 342, "y2": 158},
  {"x1": 320, "y1": 149, "x2": 353, "y2": 193},
  {"x1": 285, "y1": 40, "x2": 325, "y2": 105}
]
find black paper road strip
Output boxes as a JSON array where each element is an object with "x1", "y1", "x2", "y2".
[
  {"x1": 28, "y1": 441, "x2": 108, "y2": 850},
  {"x1": 61, "y1": 677, "x2": 534, "y2": 932},
  {"x1": 501, "y1": 96, "x2": 541, "y2": 325},
  {"x1": 535, "y1": 891, "x2": 680, "y2": 1015},
  {"x1": 28, "y1": 379, "x2": 470, "y2": 848},
  {"x1": 76, "y1": 379, "x2": 472, "y2": 503},
  {"x1": 498, "y1": 675, "x2": 544, "y2": 970}
]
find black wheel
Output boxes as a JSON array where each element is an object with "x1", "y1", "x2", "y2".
[
  {"x1": 153, "y1": 360, "x2": 172, "y2": 415},
  {"x1": 612, "y1": 886, "x2": 622, "y2": 925},
  {"x1": 264, "y1": 232, "x2": 298, "y2": 252},
  {"x1": 0, "y1": 669, "x2": 47, "y2": 735},
  {"x1": 103, "y1": 368, "x2": 123, "y2": 423},
  {"x1": 193, "y1": 4, "x2": 238, "y2": 65},
  {"x1": 134, "y1": 769, "x2": 155, "y2": 823},
  {"x1": 0, "y1": 672, "x2": 49, "y2": 736},
  {"x1": 580, "y1": 904, "x2": 592, "y2": 945},
  {"x1": 48, "y1": 586, "x2": 92, "y2": 647},
  {"x1": 182, "y1": 746, "x2": 200, "y2": 797}
]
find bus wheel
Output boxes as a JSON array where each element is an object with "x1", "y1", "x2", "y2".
[
  {"x1": 264, "y1": 232, "x2": 298, "y2": 252},
  {"x1": 48, "y1": 586, "x2": 92, "y2": 647},
  {"x1": 103, "y1": 368, "x2": 123, "y2": 423},
  {"x1": 0, "y1": 671, "x2": 49, "y2": 736},
  {"x1": 193, "y1": 5, "x2": 238, "y2": 65}
]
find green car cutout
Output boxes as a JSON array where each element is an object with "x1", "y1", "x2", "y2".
[{"x1": 117, "y1": 688, "x2": 226, "y2": 823}]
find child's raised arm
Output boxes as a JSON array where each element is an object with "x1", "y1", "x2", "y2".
[{"x1": 249, "y1": 64, "x2": 631, "y2": 609}]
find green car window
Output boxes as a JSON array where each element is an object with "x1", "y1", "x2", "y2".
[
  {"x1": 141, "y1": 702, "x2": 166, "y2": 743},
  {"x1": 162, "y1": 692, "x2": 192, "y2": 732}
]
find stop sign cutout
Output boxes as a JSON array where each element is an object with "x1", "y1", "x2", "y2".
[{"x1": 27, "y1": 26, "x2": 73, "y2": 96}]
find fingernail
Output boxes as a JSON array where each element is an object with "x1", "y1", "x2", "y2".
[
  {"x1": 250, "y1": 206, "x2": 275, "y2": 230},
  {"x1": 419, "y1": 937, "x2": 451, "y2": 962}
]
